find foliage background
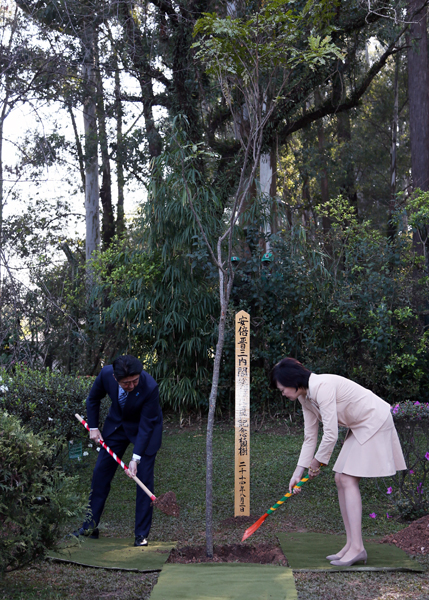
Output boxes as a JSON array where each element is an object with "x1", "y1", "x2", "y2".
[{"x1": 0, "y1": 412, "x2": 84, "y2": 574}]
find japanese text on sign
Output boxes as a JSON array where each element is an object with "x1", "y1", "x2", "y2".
[{"x1": 235, "y1": 310, "x2": 250, "y2": 516}]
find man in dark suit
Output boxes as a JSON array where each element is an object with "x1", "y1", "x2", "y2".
[{"x1": 73, "y1": 355, "x2": 162, "y2": 547}]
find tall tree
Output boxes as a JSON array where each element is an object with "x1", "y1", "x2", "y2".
[
  {"x1": 332, "y1": 60, "x2": 358, "y2": 213},
  {"x1": 95, "y1": 38, "x2": 115, "y2": 250},
  {"x1": 407, "y1": 0, "x2": 429, "y2": 192},
  {"x1": 16, "y1": 0, "x2": 114, "y2": 262},
  {"x1": 0, "y1": 5, "x2": 57, "y2": 310},
  {"x1": 113, "y1": 50, "x2": 125, "y2": 237},
  {"x1": 406, "y1": 0, "x2": 429, "y2": 262},
  {"x1": 388, "y1": 52, "x2": 400, "y2": 240},
  {"x1": 81, "y1": 19, "x2": 100, "y2": 263},
  {"x1": 192, "y1": 0, "x2": 341, "y2": 557}
]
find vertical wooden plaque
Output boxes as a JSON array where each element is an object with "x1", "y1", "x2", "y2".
[{"x1": 234, "y1": 310, "x2": 250, "y2": 516}]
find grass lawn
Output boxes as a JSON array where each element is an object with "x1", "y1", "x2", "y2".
[{"x1": 1, "y1": 416, "x2": 428, "y2": 599}]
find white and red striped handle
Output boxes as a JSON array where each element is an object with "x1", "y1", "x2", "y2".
[{"x1": 75, "y1": 413, "x2": 156, "y2": 501}]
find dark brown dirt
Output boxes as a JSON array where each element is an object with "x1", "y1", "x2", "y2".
[
  {"x1": 167, "y1": 543, "x2": 287, "y2": 565},
  {"x1": 152, "y1": 491, "x2": 180, "y2": 517},
  {"x1": 380, "y1": 514, "x2": 429, "y2": 555}
]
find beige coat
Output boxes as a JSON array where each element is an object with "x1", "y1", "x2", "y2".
[{"x1": 297, "y1": 373, "x2": 391, "y2": 468}]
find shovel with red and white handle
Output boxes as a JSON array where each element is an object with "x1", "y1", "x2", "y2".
[{"x1": 75, "y1": 413, "x2": 180, "y2": 517}]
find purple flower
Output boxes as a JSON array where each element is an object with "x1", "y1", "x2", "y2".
[
  {"x1": 392, "y1": 404, "x2": 399, "y2": 414},
  {"x1": 387, "y1": 487, "x2": 393, "y2": 495},
  {"x1": 409, "y1": 470, "x2": 414, "y2": 475},
  {"x1": 415, "y1": 401, "x2": 421, "y2": 406},
  {"x1": 369, "y1": 513, "x2": 377, "y2": 519},
  {"x1": 386, "y1": 513, "x2": 391, "y2": 519},
  {"x1": 425, "y1": 452, "x2": 429, "y2": 461}
]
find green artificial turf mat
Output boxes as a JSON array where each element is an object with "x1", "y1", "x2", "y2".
[
  {"x1": 278, "y1": 532, "x2": 424, "y2": 572},
  {"x1": 47, "y1": 537, "x2": 175, "y2": 572},
  {"x1": 149, "y1": 563, "x2": 297, "y2": 600}
]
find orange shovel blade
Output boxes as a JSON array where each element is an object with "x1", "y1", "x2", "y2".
[{"x1": 241, "y1": 513, "x2": 268, "y2": 541}]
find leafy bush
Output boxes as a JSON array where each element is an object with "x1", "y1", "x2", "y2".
[
  {"x1": 0, "y1": 367, "x2": 95, "y2": 441},
  {"x1": 0, "y1": 412, "x2": 84, "y2": 574},
  {"x1": 219, "y1": 198, "x2": 429, "y2": 410},
  {"x1": 92, "y1": 188, "x2": 219, "y2": 412},
  {"x1": 91, "y1": 193, "x2": 429, "y2": 414},
  {"x1": 389, "y1": 401, "x2": 429, "y2": 519}
]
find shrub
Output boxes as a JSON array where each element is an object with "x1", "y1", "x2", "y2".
[
  {"x1": 92, "y1": 224, "x2": 218, "y2": 413},
  {"x1": 211, "y1": 198, "x2": 429, "y2": 415},
  {"x1": 0, "y1": 411, "x2": 84, "y2": 574},
  {"x1": 388, "y1": 401, "x2": 429, "y2": 519},
  {"x1": 89, "y1": 195, "x2": 429, "y2": 414},
  {"x1": 0, "y1": 367, "x2": 96, "y2": 441}
]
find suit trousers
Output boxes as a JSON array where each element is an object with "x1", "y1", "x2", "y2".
[{"x1": 83, "y1": 425, "x2": 156, "y2": 537}]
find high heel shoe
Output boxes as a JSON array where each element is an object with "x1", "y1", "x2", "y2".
[
  {"x1": 326, "y1": 553, "x2": 340, "y2": 561},
  {"x1": 330, "y1": 549, "x2": 367, "y2": 567}
]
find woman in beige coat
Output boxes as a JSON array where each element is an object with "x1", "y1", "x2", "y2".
[{"x1": 271, "y1": 357, "x2": 406, "y2": 567}]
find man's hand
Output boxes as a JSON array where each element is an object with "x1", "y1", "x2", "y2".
[
  {"x1": 127, "y1": 460, "x2": 138, "y2": 478},
  {"x1": 89, "y1": 428, "x2": 102, "y2": 444}
]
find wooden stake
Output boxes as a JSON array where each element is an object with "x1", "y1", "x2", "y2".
[{"x1": 234, "y1": 310, "x2": 250, "y2": 516}]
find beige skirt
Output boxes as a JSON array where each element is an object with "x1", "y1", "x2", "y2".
[{"x1": 333, "y1": 413, "x2": 406, "y2": 477}]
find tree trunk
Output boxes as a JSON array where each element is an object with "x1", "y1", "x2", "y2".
[
  {"x1": 114, "y1": 54, "x2": 125, "y2": 237},
  {"x1": 205, "y1": 266, "x2": 234, "y2": 558},
  {"x1": 337, "y1": 111, "x2": 357, "y2": 212},
  {"x1": 388, "y1": 53, "x2": 400, "y2": 241},
  {"x1": 332, "y1": 61, "x2": 357, "y2": 214},
  {"x1": 301, "y1": 102, "x2": 313, "y2": 222},
  {"x1": 259, "y1": 147, "x2": 277, "y2": 249},
  {"x1": 95, "y1": 41, "x2": 115, "y2": 250},
  {"x1": 0, "y1": 97, "x2": 6, "y2": 295},
  {"x1": 407, "y1": 0, "x2": 429, "y2": 191},
  {"x1": 0, "y1": 101, "x2": 6, "y2": 332},
  {"x1": 82, "y1": 23, "x2": 100, "y2": 265},
  {"x1": 315, "y1": 88, "x2": 330, "y2": 234},
  {"x1": 118, "y1": 2, "x2": 162, "y2": 159},
  {"x1": 407, "y1": 0, "x2": 429, "y2": 259},
  {"x1": 67, "y1": 101, "x2": 86, "y2": 193},
  {"x1": 0, "y1": 11, "x2": 17, "y2": 319}
]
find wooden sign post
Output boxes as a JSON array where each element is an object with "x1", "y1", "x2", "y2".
[{"x1": 234, "y1": 310, "x2": 250, "y2": 516}]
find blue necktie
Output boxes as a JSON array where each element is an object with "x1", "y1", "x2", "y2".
[{"x1": 118, "y1": 387, "x2": 128, "y2": 409}]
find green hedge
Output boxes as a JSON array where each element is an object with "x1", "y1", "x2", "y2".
[
  {"x1": 0, "y1": 412, "x2": 84, "y2": 574},
  {"x1": 390, "y1": 401, "x2": 429, "y2": 519},
  {"x1": 0, "y1": 367, "x2": 95, "y2": 441}
]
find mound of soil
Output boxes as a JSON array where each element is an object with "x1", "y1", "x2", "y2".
[
  {"x1": 167, "y1": 543, "x2": 287, "y2": 565},
  {"x1": 381, "y1": 514, "x2": 429, "y2": 555},
  {"x1": 152, "y1": 491, "x2": 180, "y2": 517}
]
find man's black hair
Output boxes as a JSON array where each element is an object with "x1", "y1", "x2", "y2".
[
  {"x1": 112, "y1": 355, "x2": 143, "y2": 380},
  {"x1": 270, "y1": 357, "x2": 312, "y2": 391}
]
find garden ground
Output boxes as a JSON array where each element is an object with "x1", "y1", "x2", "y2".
[{"x1": 1, "y1": 416, "x2": 429, "y2": 599}]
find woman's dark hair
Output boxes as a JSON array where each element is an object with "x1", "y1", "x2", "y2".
[
  {"x1": 112, "y1": 355, "x2": 143, "y2": 380},
  {"x1": 270, "y1": 357, "x2": 311, "y2": 391}
]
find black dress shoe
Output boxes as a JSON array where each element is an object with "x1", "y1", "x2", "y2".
[
  {"x1": 72, "y1": 526, "x2": 99, "y2": 539},
  {"x1": 134, "y1": 536, "x2": 148, "y2": 547}
]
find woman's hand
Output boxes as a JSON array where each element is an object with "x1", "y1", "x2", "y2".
[
  {"x1": 308, "y1": 458, "x2": 321, "y2": 479},
  {"x1": 289, "y1": 466, "x2": 305, "y2": 494}
]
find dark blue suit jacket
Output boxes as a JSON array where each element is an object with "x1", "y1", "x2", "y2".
[{"x1": 86, "y1": 365, "x2": 162, "y2": 456}]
